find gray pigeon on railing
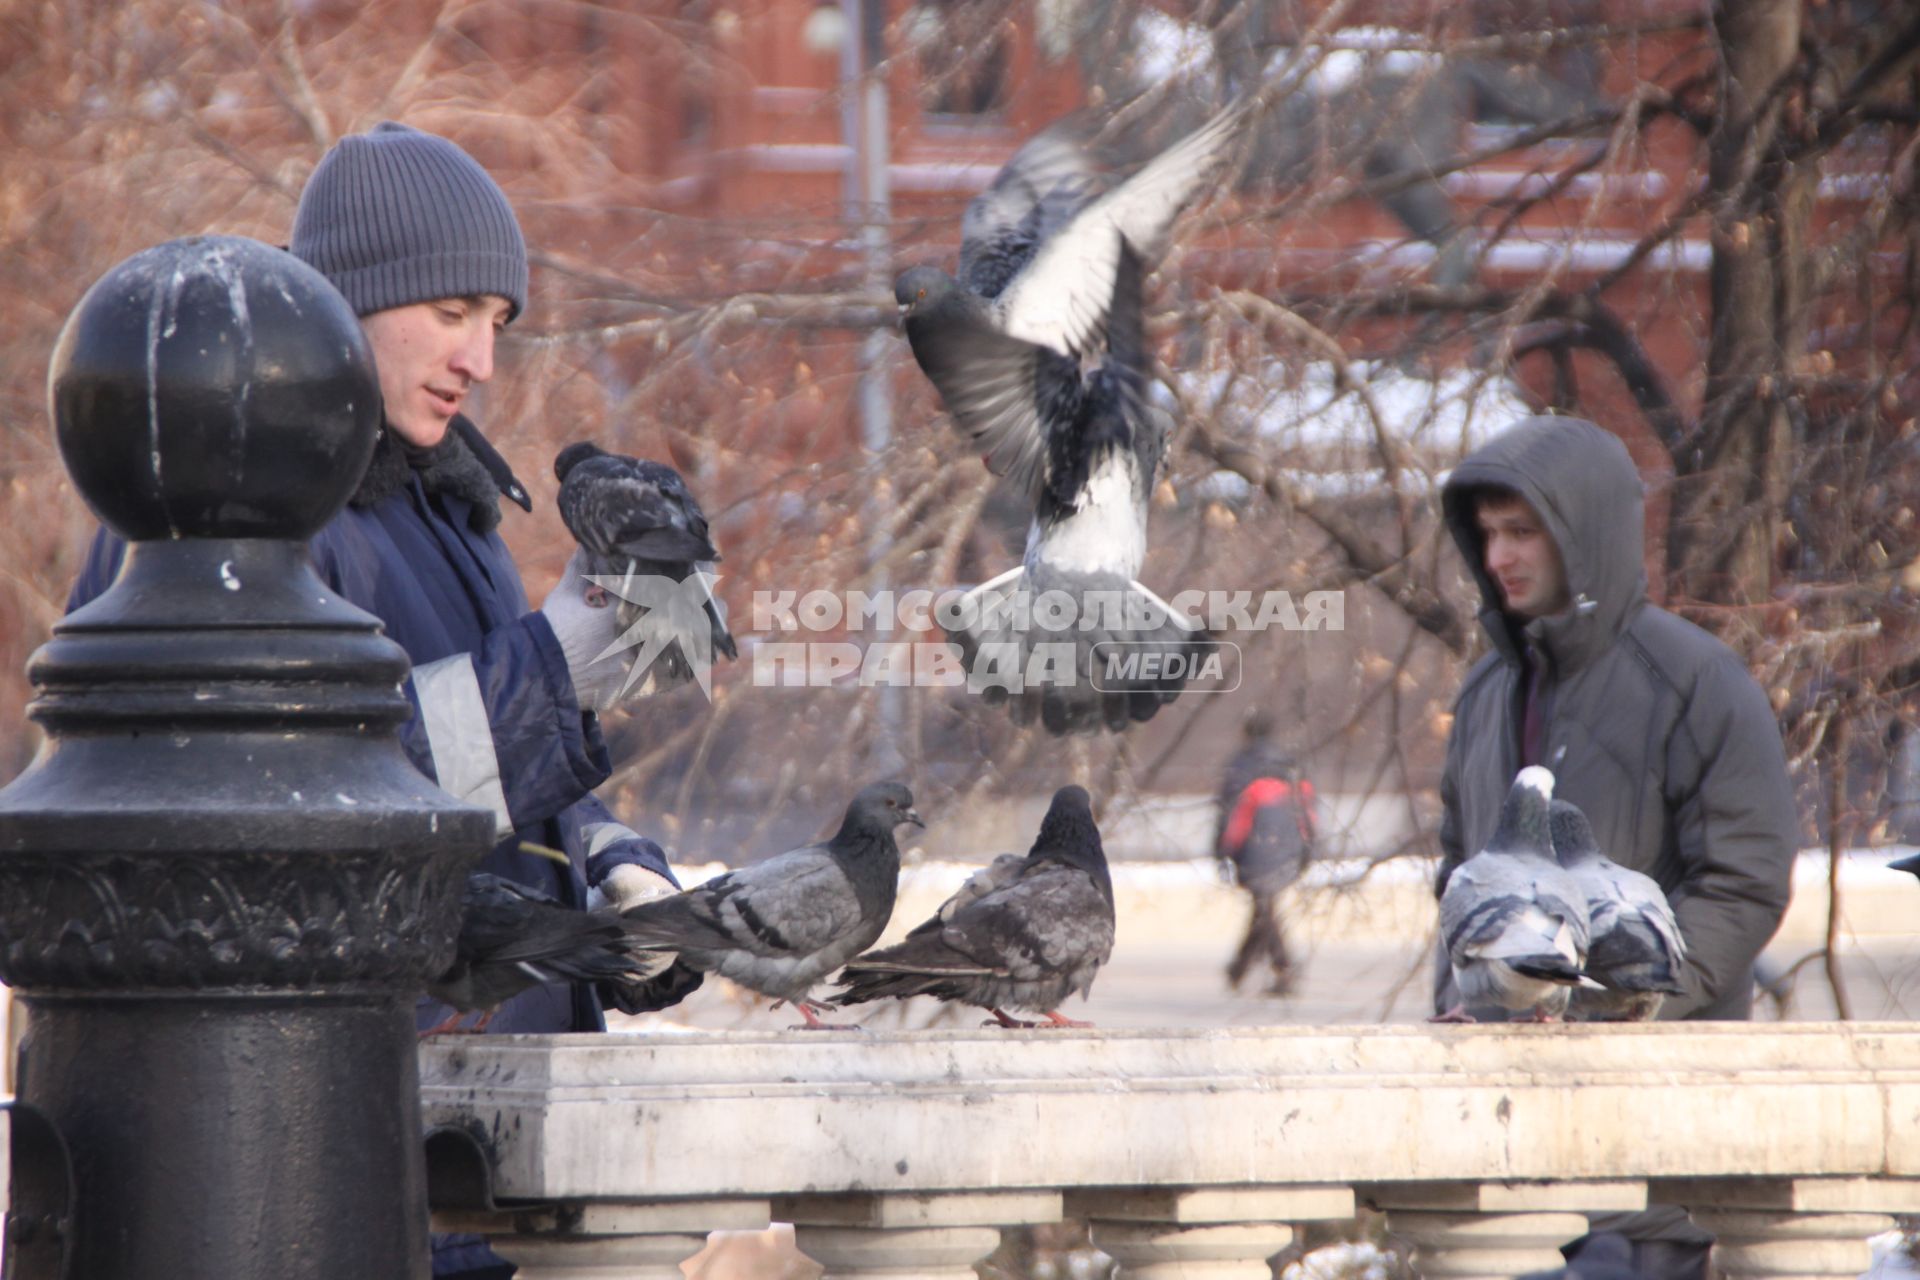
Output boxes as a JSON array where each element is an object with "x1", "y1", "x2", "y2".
[
  {"x1": 1435, "y1": 766, "x2": 1599, "y2": 1023},
  {"x1": 617, "y1": 782, "x2": 923, "y2": 1028},
  {"x1": 1550, "y1": 799, "x2": 1688, "y2": 1022},
  {"x1": 832, "y1": 785, "x2": 1115, "y2": 1028}
]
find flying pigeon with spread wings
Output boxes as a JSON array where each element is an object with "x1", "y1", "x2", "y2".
[{"x1": 896, "y1": 103, "x2": 1253, "y2": 734}]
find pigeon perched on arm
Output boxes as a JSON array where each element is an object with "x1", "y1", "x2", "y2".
[
  {"x1": 832, "y1": 785, "x2": 1115, "y2": 1027},
  {"x1": 1550, "y1": 799, "x2": 1688, "y2": 1022},
  {"x1": 553, "y1": 442, "x2": 737, "y2": 699},
  {"x1": 1435, "y1": 766, "x2": 1599, "y2": 1023},
  {"x1": 424, "y1": 872, "x2": 657, "y2": 1035},
  {"x1": 896, "y1": 103, "x2": 1252, "y2": 735},
  {"x1": 616, "y1": 782, "x2": 923, "y2": 1029}
]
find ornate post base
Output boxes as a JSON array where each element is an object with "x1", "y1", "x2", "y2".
[
  {"x1": 18, "y1": 995, "x2": 427, "y2": 1278},
  {"x1": 1387, "y1": 1210, "x2": 1592, "y2": 1280},
  {"x1": 489, "y1": 1233, "x2": 708, "y2": 1279},
  {"x1": 458, "y1": 1199, "x2": 773, "y2": 1280},
  {"x1": 1370, "y1": 1180, "x2": 1647, "y2": 1280},
  {"x1": 1082, "y1": 1189, "x2": 1351, "y2": 1274},
  {"x1": 793, "y1": 1224, "x2": 1003, "y2": 1278},
  {"x1": 1092, "y1": 1220, "x2": 1296, "y2": 1278},
  {"x1": 1692, "y1": 1211, "x2": 1897, "y2": 1280},
  {"x1": 1077, "y1": 1184, "x2": 1352, "y2": 1279},
  {"x1": 781, "y1": 1190, "x2": 1057, "y2": 1278}
]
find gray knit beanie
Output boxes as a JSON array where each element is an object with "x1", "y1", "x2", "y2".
[{"x1": 291, "y1": 122, "x2": 528, "y2": 321}]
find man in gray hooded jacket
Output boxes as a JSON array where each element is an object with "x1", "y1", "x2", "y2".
[{"x1": 1435, "y1": 416, "x2": 1798, "y2": 1277}]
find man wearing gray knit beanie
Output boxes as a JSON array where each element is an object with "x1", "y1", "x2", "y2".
[
  {"x1": 62, "y1": 121, "x2": 699, "y2": 1279},
  {"x1": 63, "y1": 122, "x2": 701, "y2": 1279},
  {"x1": 291, "y1": 120, "x2": 529, "y2": 450},
  {"x1": 281, "y1": 123, "x2": 701, "y2": 1278}
]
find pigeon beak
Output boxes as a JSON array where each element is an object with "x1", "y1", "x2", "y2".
[{"x1": 903, "y1": 808, "x2": 926, "y2": 829}]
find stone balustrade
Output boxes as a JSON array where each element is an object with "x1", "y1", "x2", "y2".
[{"x1": 421, "y1": 1023, "x2": 1920, "y2": 1279}]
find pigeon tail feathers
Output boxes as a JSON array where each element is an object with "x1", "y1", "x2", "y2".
[
  {"x1": 1505, "y1": 954, "x2": 1594, "y2": 986},
  {"x1": 944, "y1": 562, "x2": 1205, "y2": 737}
]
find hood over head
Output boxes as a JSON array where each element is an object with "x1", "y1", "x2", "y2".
[{"x1": 1441, "y1": 415, "x2": 1646, "y2": 672}]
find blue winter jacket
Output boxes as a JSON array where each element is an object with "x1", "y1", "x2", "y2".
[{"x1": 66, "y1": 419, "x2": 683, "y2": 1037}]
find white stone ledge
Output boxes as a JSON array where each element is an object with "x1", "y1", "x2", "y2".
[
  {"x1": 1363, "y1": 1181, "x2": 1647, "y2": 1213},
  {"x1": 419, "y1": 1023, "x2": 1920, "y2": 1206}
]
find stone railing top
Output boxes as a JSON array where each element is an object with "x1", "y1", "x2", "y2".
[{"x1": 420, "y1": 1023, "x2": 1920, "y2": 1204}]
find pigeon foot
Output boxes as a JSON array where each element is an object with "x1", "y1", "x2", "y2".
[
  {"x1": 1428, "y1": 1005, "x2": 1477, "y2": 1024},
  {"x1": 419, "y1": 1010, "x2": 487, "y2": 1037},
  {"x1": 788, "y1": 999, "x2": 858, "y2": 1032},
  {"x1": 983, "y1": 1008, "x2": 1094, "y2": 1029}
]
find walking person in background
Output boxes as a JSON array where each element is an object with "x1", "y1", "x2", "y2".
[
  {"x1": 1215, "y1": 709, "x2": 1317, "y2": 996},
  {"x1": 65, "y1": 122, "x2": 701, "y2": 1280}
]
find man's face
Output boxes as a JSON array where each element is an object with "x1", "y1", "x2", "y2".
[
  {"x1": 361, "y1": 295, "x2": 513, "y2": 449},
  {"x1": 1476, "y1": 494, "x2": 1570, "y2": 619}
]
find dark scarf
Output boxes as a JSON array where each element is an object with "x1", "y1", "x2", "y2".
[{"x1": 350, "y1": 415, "x2": 531, "y2": 533}]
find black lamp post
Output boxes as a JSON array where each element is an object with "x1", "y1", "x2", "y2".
[{"x1": 0, "y1": 235, "x2": 494, "y2": 1279}]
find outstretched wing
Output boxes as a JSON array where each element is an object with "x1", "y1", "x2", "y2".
[
  {"x1": 961, "y1": 122, "x2": 1104, "y2": 300},
  {"x1": 993, "y1": 100, "x2": 1248, "y2": 359},
  {"x1": 904, "y1": 292, "x2": 1087, "y2": 502}
]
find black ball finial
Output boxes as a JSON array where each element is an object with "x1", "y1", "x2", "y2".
[{"x1": 48, "y1": 235, "x2": 380, "y2": 542}]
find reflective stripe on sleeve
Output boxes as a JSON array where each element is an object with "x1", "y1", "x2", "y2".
[
  {"x1": 411, "y1": 653, "x2": 513, "y2": 838},
  {"x1": 580, "y1": 820, "x2": 639, "y2": 858}
]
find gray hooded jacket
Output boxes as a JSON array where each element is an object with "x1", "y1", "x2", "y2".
[{"x1": 1436, "y1": 416, "x2": 1797, "y2": 1020}]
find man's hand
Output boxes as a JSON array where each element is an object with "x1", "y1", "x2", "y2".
[
  {"x1": 590, "y1": 860, "x2": 679, "y2": 913},
  {"x1": 587, "y1": 839, "x2": 707, "y2": 1015},
  {"x1": 541, "y1": 549, "x2": 627, "y2": 713},
  {"x1": 602, "y1": 960, "x2": 705, "y2": 1015}
]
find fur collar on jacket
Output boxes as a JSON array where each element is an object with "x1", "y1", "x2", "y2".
[{"x1": 350, "y1": 416, "x2": 531, "y2": 533}]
